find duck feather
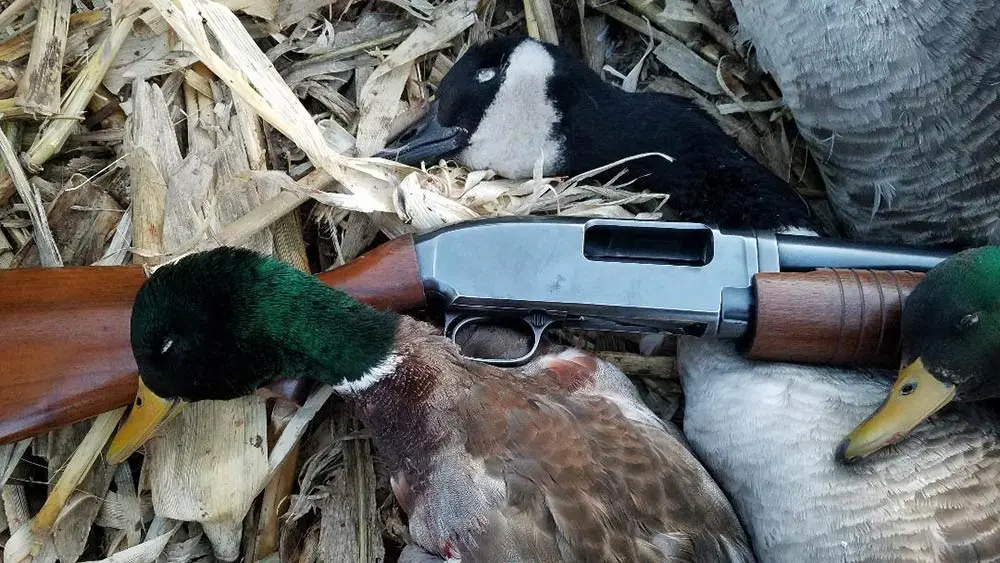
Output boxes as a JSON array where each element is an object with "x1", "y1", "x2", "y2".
[
  {"x1": 348, "y1": 317, "x2": 755, "y2": 562},
  {"x1": 730, "y1": 0, "x2": 1000, "y2": 247}
]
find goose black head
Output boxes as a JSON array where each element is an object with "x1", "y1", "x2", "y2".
[{"x1": 377, "y1": 36, "x2": 571, "y2": 178}]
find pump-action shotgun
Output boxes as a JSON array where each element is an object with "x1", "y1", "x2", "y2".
[{"x1": 0, "y1": 216, "x2": 952, "y2": 445}]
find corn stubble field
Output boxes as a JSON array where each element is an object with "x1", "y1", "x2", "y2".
[{"x1": 0, "y1": 0, "x2": 829, "y2": 560}]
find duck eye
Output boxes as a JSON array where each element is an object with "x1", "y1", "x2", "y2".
[
  {"x1": 958, "y1": 312, "x2": 980, "y2": 330},
  {"x1": 900, "y1": 381, "x2": 917, "y2": 396},
  {"x1": 160, "y1": 338, "x2": 174, "y2": 355},
  {"x1": 475, "y1": 67, "x2": 497, "y2": 83}
]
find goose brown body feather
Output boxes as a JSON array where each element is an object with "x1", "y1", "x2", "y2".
[{"x1": 349, "y1": 317, "x2": 754, "y2": 563}]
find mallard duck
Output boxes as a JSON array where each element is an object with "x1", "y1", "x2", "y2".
[
  {"x1": 727, "y1": 0, "x2": 1000, "y2": 247},
  {"x1": 376, "y1": 36, "x2": 816, "y2": 232},
  {"x1": 677, "y1": 336, "x2": 1000, "y2": 562},
  {"x1": 105, "y1": 246, "x2": 756, "y2": 562},
  {"x1": 838, "y1": 245, "x2": 1000, "y2": 461}
]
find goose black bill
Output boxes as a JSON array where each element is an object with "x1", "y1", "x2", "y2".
[{"x1": 375, "y1": 101, "x2": 469, "y2": 166}]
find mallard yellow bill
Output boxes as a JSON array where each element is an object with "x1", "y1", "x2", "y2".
[
  {"x1": 107, "y1": 379, "x2": 186, "y2": 463},
  {"x1": 837, "y1": 358, "x2": 956, "y2": 461}
]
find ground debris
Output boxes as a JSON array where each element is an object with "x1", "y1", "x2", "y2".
[{"x1": 0, "y1": 0, "x2": 827, "y2": 560}]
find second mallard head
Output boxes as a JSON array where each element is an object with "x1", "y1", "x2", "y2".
[{"x1": 838, "y1": 245, "x2": 1000, "y2": 462}]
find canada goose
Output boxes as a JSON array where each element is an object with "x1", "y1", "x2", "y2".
[{"x1": 377, "y1": 36, "x2": 815, "y2": 232}]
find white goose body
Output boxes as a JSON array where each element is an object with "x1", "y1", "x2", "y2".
[{"x1": 677, "y1": 337, "x2": 1000, "y2": 561}]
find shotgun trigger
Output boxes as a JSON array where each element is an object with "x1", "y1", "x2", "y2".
[{"x1": 443, "y1": 311, "x2": 554, "y2": 367}]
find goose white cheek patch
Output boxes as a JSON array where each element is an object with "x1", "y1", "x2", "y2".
[{"x1": 460, "y1": 41, "x2": 564, "y2": 179}]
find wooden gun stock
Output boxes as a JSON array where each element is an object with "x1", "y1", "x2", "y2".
[
  {"x1": 743, "y1": 268, "x2": 925, "y2": 368},
  {"x1": 0, "y1": 236, "x2": 425, "y2": 445}
]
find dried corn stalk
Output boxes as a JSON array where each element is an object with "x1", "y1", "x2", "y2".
[
  {"x1": 15, "y1": 0, "x2": 71, "y2": 116},
  {"x1": 354, "y1": 0, "x2": 477, "y2": 156},
  {"x1": 122, "y1": 67, "x2": 271, "y2": 561},
  {"x1": 0, "y1": 0, "x2": 828, "y2": 561}
]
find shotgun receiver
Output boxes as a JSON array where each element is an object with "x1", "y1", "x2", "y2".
[
  {"x1": 0, "y1": 216, "x2": 950, "y2": 445},
  {"x1": 414, "y1": 217, "x2": 949, "y2": 365}
]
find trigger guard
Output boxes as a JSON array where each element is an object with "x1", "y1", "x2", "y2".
[
  {"x1": 445, "y1": 314, "x2": 492, "y2": 339},
  {"x1": 445, "y1": 314, "x2": 544, "y2": 367}
]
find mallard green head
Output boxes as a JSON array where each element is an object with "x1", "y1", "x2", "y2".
[
  {"x1": 838, "y1": 245, "x2": 1000, "y2": 462},
  {"x1": 107, "y1": 247, "x2": 399, "y2": 463}
]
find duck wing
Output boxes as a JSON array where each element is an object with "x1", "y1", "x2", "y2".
[{"x1": 453, "y1": 351, "x2": 755, "y2": 562}]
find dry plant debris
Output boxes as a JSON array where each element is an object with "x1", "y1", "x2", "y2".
[{"x1": 0, "y1": 0, "x2": 829, "y2": 560}]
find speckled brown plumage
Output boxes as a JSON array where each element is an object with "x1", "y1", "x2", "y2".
[{"x1": 344, "y1": 317, "x2": 754, "y2": 562}]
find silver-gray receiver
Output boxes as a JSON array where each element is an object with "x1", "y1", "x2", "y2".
[{"x1": 412, "y1": 216, "x2": 951, "y2": 365}]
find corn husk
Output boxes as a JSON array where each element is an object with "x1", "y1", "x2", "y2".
[{"x1": 0, "y1": 0, "x2": 831, "y2": 560}]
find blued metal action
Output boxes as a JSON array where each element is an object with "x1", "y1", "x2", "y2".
[{"x1": 412, "y1": 217, "x2": 950, "y2": 365}]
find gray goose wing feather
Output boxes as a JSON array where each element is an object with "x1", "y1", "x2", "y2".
[{"x1": 731, "y1": 0, "x2": 1000, "y2": 247}]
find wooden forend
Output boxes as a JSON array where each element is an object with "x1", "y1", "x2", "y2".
[{"x1": 743, "y1": 268, "x2": 925, "y2": 368}]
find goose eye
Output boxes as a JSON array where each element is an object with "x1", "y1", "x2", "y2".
[
  {"x1": 160, "y1": 338, "x2": 174, "y2": 354},
  {"x1": 958, "y1": 313, "x2": 980, "y2": 330},
  {"x1": 475, "y1": 68, "x2": 497, "y2": 83}
]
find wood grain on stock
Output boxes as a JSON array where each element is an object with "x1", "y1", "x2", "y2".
[
  {"x1": 0, "y1": 235, "x2": 425, "y2": 445},
  {"x1": 0, "y1": 265, "x2": 145, "y2": 444},
  {"x1": 314, "y1": 234, "x2": 426, "y2": 311},
  {"x1": 743, "y1": 268, "x2": 925, "y2": 368}
]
